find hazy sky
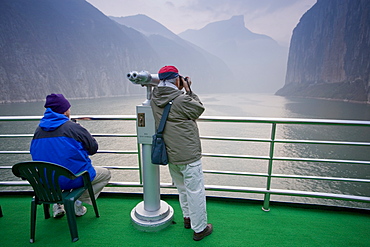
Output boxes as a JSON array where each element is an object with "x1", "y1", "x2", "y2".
[{"x1": 86, "y1": 0, "x2": 316, "y2": 46}]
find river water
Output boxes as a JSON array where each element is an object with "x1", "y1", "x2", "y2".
[{"x1": 1, "y1": 93, "x2": 370, "y2": 208}]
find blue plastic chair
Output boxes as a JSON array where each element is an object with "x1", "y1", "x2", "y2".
[{"x1": 12, "y1": 161, "x2": 100, "y2": 243}]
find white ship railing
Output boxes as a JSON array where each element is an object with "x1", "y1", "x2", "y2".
[{"x1": 1, "y1": 115, "x2": 370, "y2": 210}]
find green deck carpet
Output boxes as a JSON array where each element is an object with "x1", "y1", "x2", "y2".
[{"x1": 1, "y1": 194, "x2": 369, "y2": 246}]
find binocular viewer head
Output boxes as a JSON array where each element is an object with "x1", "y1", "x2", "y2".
[{"x1": 127, "y1": 71, "x2": 159, "y2": 86}]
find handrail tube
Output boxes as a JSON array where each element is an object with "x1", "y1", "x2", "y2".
[
  {"x1": 274, "y1": 156, "x2": 370, "y2": 165},
  {"x1": 0, "y1": 115, "x2": 137, "y2": 121},
  {"x1": 0, "y1": 151, "x2": 29, "y2": 154},
  {"x1": 0, "y1": 134, "x2": 34, "y2": 138},
  {"x1": 2, "y1": 134, "x2": 369, "y2": 147},
  {"x1": 0, "y1": 116, "x2": 41, "y2": 121},
  {"x1": 204, "y1": 153, "x2": 370, "y2": 165},
  {"x1": 0, "y1": 150, "x2": 138, "y2": 155},
  {"x1": 6, "y1": 166, "x2": 366, "y2": 184},
  {"x1": 73, "y1": 115, "x2": 137, "y2": 121},
  {"x1": 274, "y1": 139, "x2": 370, "y2": 146},
  {"x1": 201, "y1": 136, "x2": 271, "y2": 143},
  {"x1": 204, "y1": 170, "x2": 269, "y2": 177},
  {"x1": 0, "y1": 166, "x2": 139, "y2": 171},
  {"x1": 92, "y1": 134, "x2": 137, "y2": 138},
  {"x1": 2, "y1": 115, "x2": 370, "y2": 126},
  {"x1": 203, "y1": 170, "x2": 370, "y2": 183},
  {"x1": 271, "y1": 174, "x2": 370, "y2": 183},
  {"x1": 204, "y1": 185, "x2": 370, "y2": 203},
  {"x1": 198, "y1": 116, "x2": 370, "y2": 126},
  {"x1": 202, "y1": 136, "x2": 370, "y2": 147},
  {"x1": 202, "y1": 153, "x2": 270, "y2": 160},
  {"x1": 2, "y1": 181, "x2": 370, "y2": 204},
  {"x1": 0, "y1": 181, "x2": 143, "y2": 188},
  {"x1": 0, "y1": 134, "x2": 136, "y2": 138},
  {"x1": 2, "y1": 151, "x2": 369, "y2": 165},
  {"x1": 97, "y1": 150, "x2": 138, "y2": 154},
  {"x1": 102, "y1": 166, "x2": 138, "y2": 170}
]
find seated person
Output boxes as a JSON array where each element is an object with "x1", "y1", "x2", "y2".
[{"x1": 30, "y1": 94, "x2": 111, "y2": 218}]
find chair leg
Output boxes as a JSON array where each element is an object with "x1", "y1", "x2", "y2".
[
  {"x1": 91, "y1": 197, "x2": 100, "y2": 218},
  {"x1": 30, "y1": 199, "x2": 37, "y2": 243},
  {"x1": 87, "y1": 187, "x2": 100, "y2": 217},
  {"x1": 43, "y1": 204, "x2": 50, "y2": 219},
  {"x1": 64, "y1": 199, "x2": 79, "y2": 242}
]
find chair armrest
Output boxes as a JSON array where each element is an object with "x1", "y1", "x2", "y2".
[
  {"x1": 73, "y1": 170, "x2": 89, "y2": 178},
  {"x1": 74, "y1": 170, "x2": 93, "y2": 189}
]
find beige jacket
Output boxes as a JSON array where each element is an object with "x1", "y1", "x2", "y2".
[{"x1": 151, "y1": 86, "x2": 205, "y2": 165}]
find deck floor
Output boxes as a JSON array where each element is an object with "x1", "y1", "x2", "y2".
[{"x1": 1, "y1": 194, "x2": 370, "y2": 246}]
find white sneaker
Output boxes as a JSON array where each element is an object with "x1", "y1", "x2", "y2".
[
  {"x1": 53, "y1": 204, "x2": 65, "y2": 218},
  {"x1": 74, "y1": 200, "x2": 87, "y2": 217}
]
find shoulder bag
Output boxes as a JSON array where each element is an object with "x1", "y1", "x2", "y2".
[{"x1": 151, "y1": 101, "x2": 172, "y2": 165}]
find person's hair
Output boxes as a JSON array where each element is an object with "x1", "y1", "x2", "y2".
[{"x1": 162, "y1": 78, "x2": 177, "y2": 84}]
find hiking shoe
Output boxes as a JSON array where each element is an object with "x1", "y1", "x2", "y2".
[
  {"x1": 184, "y1": 217, "x2": 191, "y2": 229},
  {"x1": 75, "y1": 200, "x2": 87, "y2": 217},
  {"x1": 53, "y1": 204, "x2": 65, "y2": 218},
  {"x1": 193, "y1": 224, "x2": 213, "y2": 241}
]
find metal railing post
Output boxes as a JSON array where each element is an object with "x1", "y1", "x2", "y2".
[
  {"x1": 263, "y1": 122, "x2": 277, "y2": 211},
  {"x1": 137, "y1": 143, "x2": 143, "y2": 184}
]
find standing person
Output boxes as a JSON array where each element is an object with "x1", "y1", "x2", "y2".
[
  {"x1": 30, "y1": 94, "x2": 111, "y2": 218},
  {"x1": 151, "y1": 65, "x2": 213, "y2": 241}
]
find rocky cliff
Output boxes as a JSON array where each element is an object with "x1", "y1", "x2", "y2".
[
  {"x1": 0, "y1": 0, "x2": 162, "y2": 103},
  {"x1": 276, "y1": 0, "x2": 370, "y2": 103}
]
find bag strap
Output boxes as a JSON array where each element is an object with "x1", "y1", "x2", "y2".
[{"x1": 156, "y1": 101, "x2": 173, "y2": 135}]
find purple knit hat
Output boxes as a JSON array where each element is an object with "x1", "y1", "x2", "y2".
[{"x1": 44, "y1": 94, "x2": 71, "y2": 114}]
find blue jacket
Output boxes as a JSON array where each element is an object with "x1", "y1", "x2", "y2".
[{"x1": 30, "y1": 108, "x2": 98, "y2": 190}]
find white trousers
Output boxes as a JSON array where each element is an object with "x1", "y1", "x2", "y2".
[
  {"x1": 169, "y1": 159, "x2": 207, "y2": 233},
  {"x1": 78, "y1": 166, "x2": 111, "y2": 205}
]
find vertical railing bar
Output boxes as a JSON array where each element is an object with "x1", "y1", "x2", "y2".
[
  {"x1": 137, "y1": 143, "x2": 143, "y2": 184},
  {"x1": 263, "y1": 122, "x2": 277, "y2": 212}
]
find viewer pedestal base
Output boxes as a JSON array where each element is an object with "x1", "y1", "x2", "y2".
[{"x1": 131, "y1": 200, "x2": 174, "y2": 232}]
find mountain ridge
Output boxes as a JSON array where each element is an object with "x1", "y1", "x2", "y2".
[
  {"x1": 179, "y1": 15, "x2": 288, "y2": 93},
  {"x1": 111, "y1": 14, "x2": 235, "y2": 92}
]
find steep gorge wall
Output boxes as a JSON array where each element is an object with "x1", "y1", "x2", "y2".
[
  {"x1": 0, "y1": 0, "x2": 158, "y2": 103},
  {"x1": 276, "y1": 0, "x2": 370, "y2": 103}
]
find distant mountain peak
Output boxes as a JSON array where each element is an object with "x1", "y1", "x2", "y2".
[
  {"x1": 201, "y1": 15, "x2": 250, "y2": 34},
  {"x1": 180, "y1": 15, "x2": 273, "y2": 43},
  {"x1": 110, "y1": 14, "x2": 176, "y2": 40},
  {"x1": 229, "y1": 15, "x2": 246, "y2": 25}
]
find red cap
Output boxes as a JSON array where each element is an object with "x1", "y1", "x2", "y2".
[{"x1": 158, "y1": 65, "x2": 179, "y2": 80}]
